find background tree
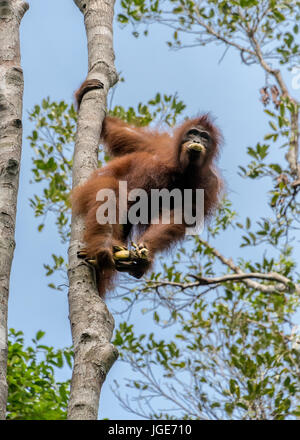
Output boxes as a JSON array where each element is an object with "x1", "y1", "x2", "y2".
[{"x1": 0, "y1": 0, "x2": 28, "y2": 419}]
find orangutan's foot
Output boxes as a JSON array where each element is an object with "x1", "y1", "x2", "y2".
[
  {"x1": 77, "y1": 249, "x2": 98, "y2": 267},
  {"x1": 77, "y1": 247, "x2": 114, "y2": 268}
]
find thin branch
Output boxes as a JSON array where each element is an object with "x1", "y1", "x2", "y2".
[
  {"x1": 146, "y1": 271, "x2": 299, "y2": 294},
  {"x1": 144, "y1": 239, "x2": 300, "y2": 296},
  {"x1": 198, "y1": 238, "x2": 300, "y2": 295},
  {"x1": 193, "y1": 9, "x2": 256, "y2": 59}
]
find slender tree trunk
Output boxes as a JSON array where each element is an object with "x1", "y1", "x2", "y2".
[
  {"x1": 67, "y1": 0, "x2": 118, "y2": 420},
  {"x1": 0, "y1": 0, "x2": 28, "y2": 420}
]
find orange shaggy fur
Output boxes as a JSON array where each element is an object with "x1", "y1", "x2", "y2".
[{"x1": 72, "y1": 114, "x2": 222, "y2": 297}]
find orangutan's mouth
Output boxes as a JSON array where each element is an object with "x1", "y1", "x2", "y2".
[{"x1": 183, "y1": 141, "x2": 206, "y2": 153}]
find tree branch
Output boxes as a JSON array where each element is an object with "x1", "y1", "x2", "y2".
[
  {"x1": 247, "y1": 31, "x2": 299, "y2": 179},
  {"x1": 194, "y1": 5, "x2": 300, "y2": 179},
  {"x1": 198, "y1": 238, "x2": 300, "y2": 295},
  {"x1": 145, "y1": 239, "x2": 300, "y2": 296},
  {"x1": 147, "y1": 271, "x2": 299, "y2": 294},
  {"x1": 193, "y1": 8, "x2": 256, "y2": 58},
  {"x1": 192, "y1": 272, "x2": 298, "y2": 290}
]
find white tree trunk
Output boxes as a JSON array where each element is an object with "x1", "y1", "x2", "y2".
[
  {"x1": 67, "y1": 0, "x2": 118, "y2": 420},
  {"x1": 0, "y1": 0, "x2": 28, "y2": 420}
]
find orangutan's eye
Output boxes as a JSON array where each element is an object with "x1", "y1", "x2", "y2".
[{"x1": 199, "y1": 131, "x2": 210, "y2": 141}]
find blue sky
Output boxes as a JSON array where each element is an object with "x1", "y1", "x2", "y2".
[{"x1": 7, "y1": 0, "x2": 299, "y2": 419}]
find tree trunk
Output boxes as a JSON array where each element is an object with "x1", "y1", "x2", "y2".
[
  {"x1": 0, "y1": 0, "x2": 28, "y2": 420},
  {"x1": 67, "y1": 0, "x2": 118, "y2": 420}
]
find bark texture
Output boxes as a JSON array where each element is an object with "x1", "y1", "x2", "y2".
[
  {"x1": 67, "y1": 0, "x2": 118, "y2": 420},
  {"x1": 0, "y1": 0, "x2": 28, "y2": 420}
]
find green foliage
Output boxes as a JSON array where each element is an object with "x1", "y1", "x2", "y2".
[
  {"x1": 7, "y1": 329, "x2": 72, "y2": 420},
  {"x1": 114, "y1": 294, "x2": 300, "y2": 419},
  {"x1": 110, "y1": 92, "x2": 186, "y2": 127},
  {"x1": 117, "y1": 0, "x2": 300, "y2": 66},
  {"x1": 28, "y1": 98, "x2": 75, "y2": 243}
]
